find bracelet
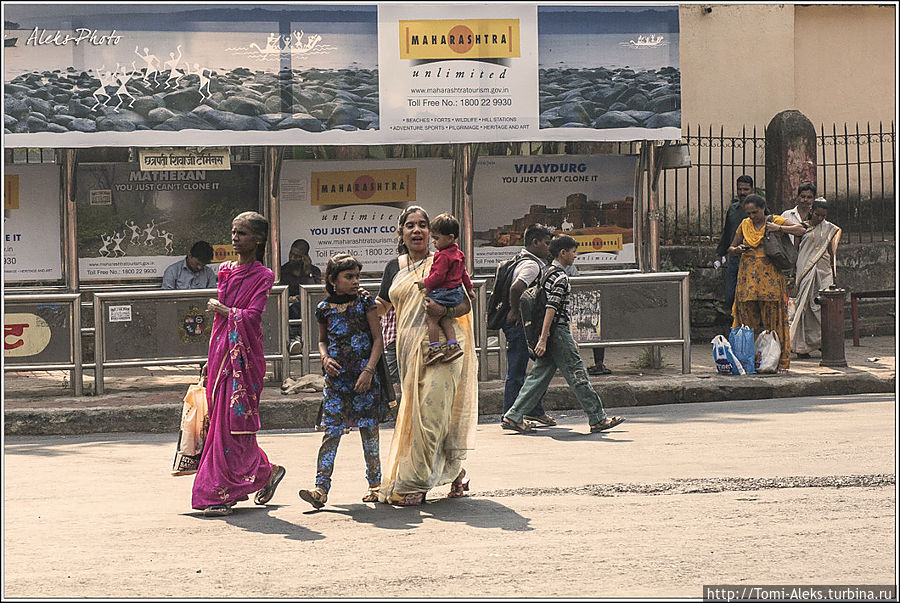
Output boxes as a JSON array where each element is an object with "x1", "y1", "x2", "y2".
[{"x1": 363, "y1": 365, "x2": 375, "y2": 375}]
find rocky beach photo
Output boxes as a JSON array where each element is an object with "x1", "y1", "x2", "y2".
[
  {"x1": 538, "y1": 65, "x2": 680, "y2": 130},
  {"x1": 4, "y1": 65, "x2": 379, "y2": 135}
]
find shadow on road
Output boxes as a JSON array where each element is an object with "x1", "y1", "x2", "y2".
[
  {"x1": 318, "y1": 497, "x2": 534, "y2": 532},
  {"x1": 185, "y1": 505, "x2": 326, "y2": 541}
]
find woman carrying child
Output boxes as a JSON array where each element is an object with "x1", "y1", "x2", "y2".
[
  {"x1": 416, "y1": 213, "x2": 475, "y2": 366},
  {"x1": 297, "y1": 253, "x2": 387, "y2": 509}
]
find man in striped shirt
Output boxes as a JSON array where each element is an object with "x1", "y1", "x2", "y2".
[{"x1": 501, "y1": 235, "x2": 625, "y2": 435}]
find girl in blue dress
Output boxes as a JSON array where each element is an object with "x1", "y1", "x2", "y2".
[{"x1": 298, "y1": 253, "x2": 386, "y2": 509}]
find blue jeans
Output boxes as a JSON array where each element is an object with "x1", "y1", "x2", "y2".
[
  {"x1": 427, "y1": 285, "x2": 464, "y2": 307},
  {"x1": 501, "y1": 321, "x2": 546, "y2": 418},
  {"x1": 504, "y1": 324, "x2": 608, "y2": 426},
  {"x1": 724, "y1": 255, "x2": 740, "y2": 313}
]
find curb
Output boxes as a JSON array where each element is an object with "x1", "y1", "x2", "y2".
[{"x1": 5, "y1": 372, "x2": 894, "y2": 437}]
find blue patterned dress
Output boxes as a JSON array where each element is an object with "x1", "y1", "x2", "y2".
[
  {"x1": 315, "y1": 292, "x2": 384, "y2": 428},
  {"x1": 312, "y1": 292, "x2": 386, "y2": 493}
]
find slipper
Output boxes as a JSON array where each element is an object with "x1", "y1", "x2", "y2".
[
  {"x1": 298, "y1": 487, "x2": 328, "y2": 510},
  {"x1": 590, "y1": 416, "x2": 625, "y2": 433},
  {"x1": 203, "y1": 504, "x2": 233, "y2": 517},
  {"x1": 501, "y1": 417, "x2": 533, "y2": 434},
  {"x1": 254, "y1": 464, "x2": 286, "y2": 505},
  {"x1": 525, "y1": 413, "x2": 557, "y2": 427}
]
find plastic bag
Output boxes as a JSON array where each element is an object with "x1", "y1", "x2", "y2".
[
  {"x1": 729, "y1": 325, "x2": 756, "y2": 375},
  {"x1": 711, "y1": 335, "x2": 745, "y2": 375},
  {"x1": 171, "y1": 381, "x2": 209, "y2": 476},
  {"x1": 755, "y1": 330, "x2": 781, "y2": 374}
]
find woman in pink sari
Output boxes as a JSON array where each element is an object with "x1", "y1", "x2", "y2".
[{"x1": 192, "y1": 211, "x2": 286, "y2": 517}]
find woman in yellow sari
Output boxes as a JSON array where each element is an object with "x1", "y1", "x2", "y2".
[
  {"x1": 375, "y1": 206, "x2": 478, "y2": 506},
  {"x1": 728, "y1": 194, "x2": 806, "y2": 372}
]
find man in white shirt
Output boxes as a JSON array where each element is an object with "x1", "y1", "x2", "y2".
[
  {"x1": 162, "y1": 241, "x2": 217, "y2": 289},
  {"x1": 781, "y1": 182, "x2": 816, "y2": 244},
  {"x1": 501, "y1": 223, "x2": 557, "y2": 427}
]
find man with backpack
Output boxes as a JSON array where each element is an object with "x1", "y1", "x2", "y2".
[
  {"x1": 489, "y1": 223, "x2": 557, "y2": 427},
  {"x1": 501, "y1": 235, "x2": 625, "y2": 434}
]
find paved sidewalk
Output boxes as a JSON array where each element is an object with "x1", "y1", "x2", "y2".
[{"x1": 3, "y1": 336, "x2": 894, "y2": 435}]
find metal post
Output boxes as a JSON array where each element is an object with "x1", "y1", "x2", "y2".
[
  {"x1": 59, "y1": 149, "x2": 82, "y2": 392},
  {"x1": 277, "y1": 287, "x2": 290, "y2": 380},
  {"x1": 265, "y1": 146, "x2": 285, "y2": 381},
  {"x1": 60, "y1": 149, "x2": 79, "y2": 292},
  {"x1": 452, "y1": 143, "x2": 476, "y2": 275},
  {"x1": 477, "y1": 283, "x2": 488, "y2": 381},
  {"x1": 634, "y1": 144, "x2": 646, "y2": 273},
  {"x1": 93, "y1": 298, "x2": 104, "y2": 396},
  {"x1": 681, "y1": 274, "x2": 691, "y2": 374},
  {"x1": 851, "y1": 293, "x2": 860, "y2": 346},
  {"x1": 73, "y1": 294, "x2": 83, "y2": 396},
  {"x1": 647, "y1": 142, "x2": 662, "y2": 369},
  {"x1": 300, "y1": 285, "x2": 311, "y2": 376}
]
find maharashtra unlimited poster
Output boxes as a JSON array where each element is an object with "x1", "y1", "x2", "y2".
[
  {"x1": 279, "y1": 158, "x2": 453, "y2": 274},
  {"x1": 472, "y1": 154, "x2": 638, "y2": 272}
]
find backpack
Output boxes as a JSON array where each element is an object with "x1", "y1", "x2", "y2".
[
  {"x1": 486, "y1": 252, "x2": 531, "y2": 330},
  {"x1": 519, "y1": 265, "x2": 564, "y2": 358}
]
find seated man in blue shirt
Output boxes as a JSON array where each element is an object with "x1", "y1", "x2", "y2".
[{"x1": 162, "y1": 241, "x2": 217, "y2": 290}]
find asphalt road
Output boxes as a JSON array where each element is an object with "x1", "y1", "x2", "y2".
[{"x1": 3, "y1": 393, "x2": 896, "y2": 598}]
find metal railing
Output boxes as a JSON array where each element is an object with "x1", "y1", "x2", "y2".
[
  {"x1": 496, "y1": 271, "x2": 692, "y2": 375},
  {"x1": 298, "y1": 280, "x2": 491, "y2": 381},
  {"x1": 3, "y1": 293, "x2": 83, "y2": 395},
  {"x1": 91, "y1": 286, "x2": 288, "y2": 395},
  {"x1": 657, "y1": 122, "x2": 895, "y2": 245}
]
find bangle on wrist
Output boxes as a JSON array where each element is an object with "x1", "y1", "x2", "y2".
[{"x1": 363, "y1": 365, "x2": 375, "y2": 374}]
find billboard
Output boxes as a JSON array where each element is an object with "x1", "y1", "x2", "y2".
[{"x1": 4, "y1": 3, "x2": 679, "y2": 146}]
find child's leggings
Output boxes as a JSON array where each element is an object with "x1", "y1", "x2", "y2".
[{"x1": 314, "y1": 422, "x2": 381, "y2": 493}]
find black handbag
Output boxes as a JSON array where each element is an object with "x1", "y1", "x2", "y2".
[{"x1": 762, "y1": 218, "x2": 798, "y2": 272}]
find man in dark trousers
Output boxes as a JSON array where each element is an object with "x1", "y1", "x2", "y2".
[
  {"x1": 716, "y1": 175, "x2": 754, "y2": 313},
  {"x1": 501, "y1": 223, "x2": 557, "y2": 427}
]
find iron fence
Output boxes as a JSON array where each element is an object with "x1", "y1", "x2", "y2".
[{"x1": 658, "y1": 122, "x2": 895, "y2": 246}]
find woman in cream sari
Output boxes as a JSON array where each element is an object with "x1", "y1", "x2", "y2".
[
  {"x1": 789, "y1": 199, "x2": 841, "y2": 357},
  {"x1": 375, "y1": 206, "x2": 478, "y2": 506}
]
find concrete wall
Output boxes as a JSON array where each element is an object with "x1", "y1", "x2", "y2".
[
  {"x1": 662, "y1": 241, "x2": 896, "y2": 342},
  {"x1": 679, "y1": 3, "x2": 896, "y2": 130}
]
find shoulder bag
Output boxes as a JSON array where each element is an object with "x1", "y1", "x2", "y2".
[{"x1": 762, "y1": 217, "x2": 798, "y2": 272}]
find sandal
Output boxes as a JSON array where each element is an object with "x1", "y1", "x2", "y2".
[
  {"x1": 448, "y1": 469, "x2": 470, "y2": 498},
  {"x1": 392, "y1": 492, "x2": 425, "y2": 506},
  {"x1": 203, "y1": 504, "x2": 233, "y2": 517},
  {"x1": 423, "y1": 346, "x2": 445, "y2": 366},
  {"x1": 362, "y1": 485, "x2": 381, "y2": 503},
  {"x1": 442, "y1": 342, "x2": 464, "y2": 362},
  {"x1": 590, "y1": 416, "x2": 625, "y2": 433},
  {"x1": 525, "y1": 413, "x2": 557, "y2": 427},
  {"x1": 298, "y1": 486, "x2": 328, "y2": 510},
  {"x1": 501, "y1": 416, "x2": 533, "y2": 434},
  {"x1": 254, "y1": 464, "x2": 285, "y2": 505}
]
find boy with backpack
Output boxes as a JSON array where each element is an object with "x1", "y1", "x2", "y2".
[
  {"x1": 501, "y1": 235, "x2": 625, "y2": 434},
  {"x1": 487, "y1": 223, "x2": 557, "y2": 427}
]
